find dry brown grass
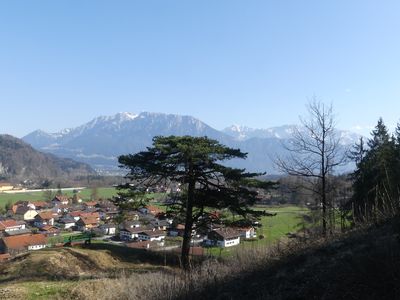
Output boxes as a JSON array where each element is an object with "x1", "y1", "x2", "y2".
[{"x1": 64, "y1": 218, "x2": 400, "y2": 300}]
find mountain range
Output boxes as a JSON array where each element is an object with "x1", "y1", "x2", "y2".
[{"x1": 22, "y1": 112, "x2": 361, "y2": 174}]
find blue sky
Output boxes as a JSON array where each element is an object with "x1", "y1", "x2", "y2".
[{"x1": 1, "y1": 1, "x2": 400, "y2": 137}]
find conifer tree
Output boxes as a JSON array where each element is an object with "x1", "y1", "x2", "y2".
[
  {"x1": 351, "y1": 118, "x2": 400, "y2": 220},
  {"x1": 116, "y1": 135, "x2": 274, "y2": 270}
]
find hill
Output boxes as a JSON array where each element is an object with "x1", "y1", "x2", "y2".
[
  {"x1": 22, "y1": 112, "x2": 360, "y2": 174},
  {"x1": 0, "y1": 134, "x2": 95, "y2": 181},
  {"x1": 0, "y1": 217, "x2": 399, "y2": 299}
]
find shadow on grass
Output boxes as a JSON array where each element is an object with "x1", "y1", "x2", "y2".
[
  {"x1": 173, "y1": 219, "x2": 400, "y2": 300},
  {"x1": 82, "y1": 242, "x2": 206, "y2": 268}
]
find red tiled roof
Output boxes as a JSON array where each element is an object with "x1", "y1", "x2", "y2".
[
  {"x1": 0, "y1": 219, "x2": 19, "y2": 230},
  {"x1": 212, "y1": 228, "x2": 241, "y2": 239},
  {"x1": 80, "y1": 212, "x2": 99, "y2": 219},
  {"x1": 139, "y1": 230, "x2": 166, "y2": 237},
  {"x1": 2, "y1": 234, "x2": 47, "y2": 250},
  {"x1": 69, "y1": 211, "x2": 82, "y2": 217},
  {"x1": 40, "y1": 225, "x2": 59, "y2": 232},
  {"x1": 37, "y1": 211, "x2": 55, "y2": 220},
  {"x1": 78, "y1": 216, "x2": 99, "y2": 226},
  {"x1": 31, "y1": 201, "x2": 49, "y2": 208},
  {"x1": 53, "y1": 195, "x2": 69, "y2": 202},
  {"x1": 84, "y1": 201, "x2": 97, "y2": 206}
]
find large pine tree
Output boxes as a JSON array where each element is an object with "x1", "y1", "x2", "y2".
[{"x1": 116, "y1": 135, "x2": 274, "y2": 269}]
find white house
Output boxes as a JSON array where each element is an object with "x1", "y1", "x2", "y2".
[
  {"x1": 1, "y1": 234, "x2": 47, "y2": 256},
  {"x1": 14, "y1": 206, "x2": 38, "y2": 221},
  {"x1": 58, "y1": 217, "x2": 76, "y2": 230},
  {"x1": 100, "y1": 224, "x2": 117, "y2": 235},
  {"x1": 52, "y1": 195, "x2": 69, "y2": 206},
  {"x1": 34, "y1": 212, "x2": 55, "y2": 228},
  {"x1": 238, "y1": 227, "x2": 257, "y2": 239},
  {"x1": 120, "y1": 227, "x2": 143, "y2": 241},
  {"x1": 206, "y1": 228, "x2": 241, "y2": 248},
  {"x1": 137, "y1": 230, "x2": 166, "y2": 242},
  {"x1": 0, "y1": 220, "x2": 26, "y2": 233}
]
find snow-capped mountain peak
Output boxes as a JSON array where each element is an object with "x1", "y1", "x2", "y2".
[
  {"x1": 223, "y1": 124, "x2": 297, "y2": 140},
  {"x1": 22, "y1": 112, "x2": 362, "y2": 174}
]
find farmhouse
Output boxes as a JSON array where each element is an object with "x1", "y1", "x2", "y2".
[
  {"x1": 14, "y1": 206, "x2": 38, "y2": 221},
  {"x1": 68, "y1": 211, "x2": 100, "y2": 221},
  {"x1": 120, "y1": 226, "x2": 143, "y2": 241},
  {"x1": 58, "y1": 216, "x2": 76, "y2": 229},
  {"x1": 34, "y1": 211, "x2": 55, "y2": 228},
  {"x1": 150, "y1": 219, "x2": 169, "y2": 231},
  {"x1": 52, "y1": 195, "x2": 69, "y2": 206},
  {"x1": 206, "y1": 228, "x2": 241, "y2": 248},
  {"x1": 137, "y1": 230, "x2": 166, "y2": 242},
  {"x1": 138, "y1": 205, "x2": 163, "y2": 216},
  {"x1": 99, "y1": 223, "x2": 117, "y2": 235},
  {"x1": 39, "y1": 225, "x2": 60, "y2": 237},
  {"x1": 0, "y1": 234, "x2": 47, "y2": 256},
  {"x1": 76, "y1": 216, "x2": 99, "y2": 231},
  {"x1": 0, "y1": 219, "x2": 26, "y2": 233}
]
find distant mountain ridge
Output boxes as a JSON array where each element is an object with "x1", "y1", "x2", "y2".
[
  {"x1": 23, "y1": 112, "x2": 362, "y2": 174},
  {"x1": 0, "y1": 134, "x2": 95, "y2": 181}
]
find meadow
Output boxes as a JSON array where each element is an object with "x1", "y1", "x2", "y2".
[
  {"x1": 206, "y1": 205, "x2": 309, "y2": 257},
  {"x1": 0, "y1": 187, "x2": 119, "y2": 207}
]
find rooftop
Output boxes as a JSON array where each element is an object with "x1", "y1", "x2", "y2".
[{"x1": 2, "y1": 234, "x2": 47, "y2": 250}]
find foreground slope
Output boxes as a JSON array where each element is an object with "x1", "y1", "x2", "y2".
[{"x1": 1, "y1": 218, "x2": 399, "y2": 300}]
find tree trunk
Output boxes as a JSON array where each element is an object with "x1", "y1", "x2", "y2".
[
  {"x1": 181, "y1": 166, "x2": 195, "y2": 270},
  {"x1": 321, "y1": 130, "x2": 327, "y2": 237}
]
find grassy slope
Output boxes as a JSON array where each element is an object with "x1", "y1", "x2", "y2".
[
  {"x1": 0, "y1": 245, "x2": 177, "y2": 300},
  {"x1": 184, "y1": 218, "x2": 400, "y2": 300},
  {"x1": 7, "y1": 217, "x2": 398, "y2": 300}
]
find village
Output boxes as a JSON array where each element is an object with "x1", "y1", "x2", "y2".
[{"x1": 0, "y1": 188, "x2": 259, "y2": 262}]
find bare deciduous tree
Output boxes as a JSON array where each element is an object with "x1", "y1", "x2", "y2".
[{"x1": 275, "y1": 99, "x2": 347, "y2": 236}]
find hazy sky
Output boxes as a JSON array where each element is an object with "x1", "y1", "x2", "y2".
[{"x1": 1, "y1": 1, "x2": 400, "y2": 137}]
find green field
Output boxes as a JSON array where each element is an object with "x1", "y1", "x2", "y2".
[
  {"x1": 0, "y1": 188, "x2": 169, "y2": 208},
  {"x1": 207, "y1": 206, "x2": 309, "y2": 257},
  {"x1": 255, "y1": 206, "x2": 308, "y2": 244},
  {"x1": 0, "y1": 187, "x2": 119, "y2": 207}
]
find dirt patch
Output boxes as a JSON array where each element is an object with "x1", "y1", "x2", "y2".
[{"x1": 0, "y1": 286, "x2": 27, "y2": 300}]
